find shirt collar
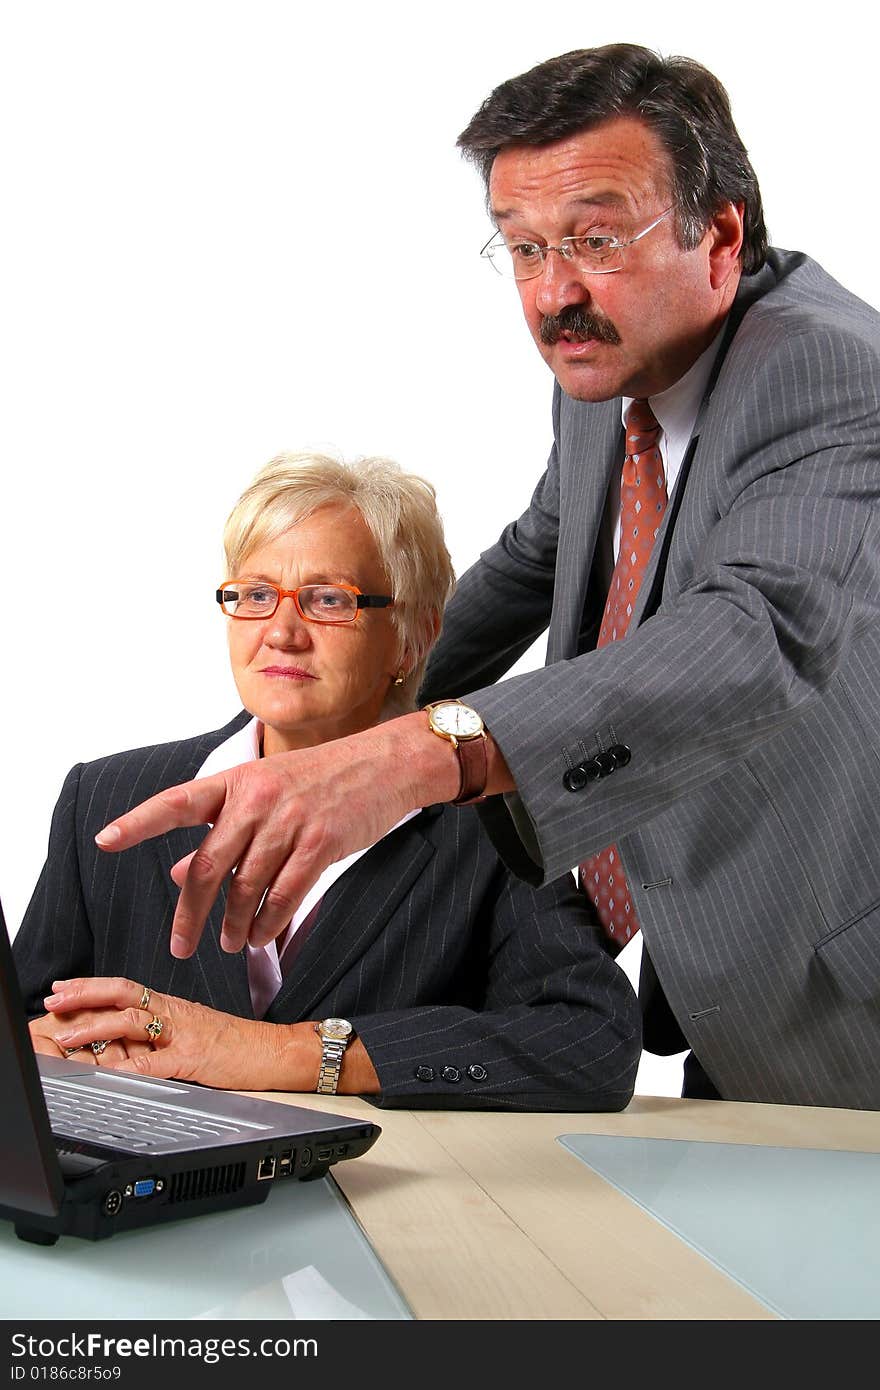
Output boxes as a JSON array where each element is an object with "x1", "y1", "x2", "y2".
[{"x1": 195, "y1": 715, "x2": 262, "y2": 781}]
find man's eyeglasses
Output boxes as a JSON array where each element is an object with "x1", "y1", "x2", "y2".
[
  {"x1": 216, "y1": 581, "x2": 394, "y2": 624},
  {"x1": 480, "y1": 207, "x2": 674, "y2": 280}
]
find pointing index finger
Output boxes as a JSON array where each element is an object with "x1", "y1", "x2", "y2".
[{"x1": 94, "y1": 776, "x2": 228, "y2": 850}]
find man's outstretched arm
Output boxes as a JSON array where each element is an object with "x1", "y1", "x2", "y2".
[{"x1": 95, "y1": 709, "x2": 515, "y2": 959}]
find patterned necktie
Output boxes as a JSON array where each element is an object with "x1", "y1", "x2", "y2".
[{"x1": 579, "y1": 398, "x2": 667, "y2": 944}]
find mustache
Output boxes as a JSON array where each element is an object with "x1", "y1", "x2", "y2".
[{"x1": 539, "y1": 305, "x2": 621, "y2": 347}]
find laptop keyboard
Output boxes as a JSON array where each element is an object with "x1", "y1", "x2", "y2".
[{"x1": 43, "y1": 1075, "x2": 248, "y2": 1151}]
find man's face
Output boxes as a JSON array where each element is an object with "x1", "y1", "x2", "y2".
[{"x1": 488, "y1": 117, "x2": 736, "y2": 401}]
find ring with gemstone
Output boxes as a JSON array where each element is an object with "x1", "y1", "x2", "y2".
[
  {"x1": 90, "y1": 1039, "x2": 109, "y2": 1056},
  {"x1": 145, "y1": 1015, "x2": 163, "y2": 1042}
]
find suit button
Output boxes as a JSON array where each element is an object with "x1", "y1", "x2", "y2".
[
  {"x1": 563, "y1": 760, "x2": 602, "y2": 792},
  {"x1": 415, "y1": 1065, "x2": 435, "y2": 1082},
  {"x1": 441, "y1": 1065, "x2": 462, "y2": 1083},
  {"x1": 609, "y1": 743, "x2": 631, "y2": 768},
  {"x1": 467, "y1": 1064, "x2": 488, "y2": 1082},
  {"x1": 595, "y1": 750, "x2": 617, "y2": 776}
]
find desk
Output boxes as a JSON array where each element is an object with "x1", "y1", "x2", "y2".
[
  {"x1": 3, "y1": 1096, "x2": 878, "y2": 1321},
  {"x1": 274, "y1": 1093, "x2": 880, "y2": 1320}
]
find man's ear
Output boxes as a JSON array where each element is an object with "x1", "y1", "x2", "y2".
[{"x1": 707, "y1": 201, "x2": 744, "y2": 290}]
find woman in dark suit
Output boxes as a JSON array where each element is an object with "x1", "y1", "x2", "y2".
[{"x1": 17, "y1": 451, "x2": 639, "y2": 1110}]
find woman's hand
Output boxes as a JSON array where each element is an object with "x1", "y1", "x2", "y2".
[
  {"x1": 29, "y1": 1009, "x2": 152, "y2": 1070},
  {"x1": 41, "y1": 976, "x2": 291, "y2": 1090}
]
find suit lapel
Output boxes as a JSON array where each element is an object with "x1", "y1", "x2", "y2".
[
  {"x1": 264, "y1": 811, "x2": 439, "y2": 1022},
  {"x1": 549, "y1": 397, "x2": 622, "y2": 661}
]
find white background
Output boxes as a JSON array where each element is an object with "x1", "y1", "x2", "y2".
[{"x1": 2, "y1": 1, "x2": 877, "y2": 1096}]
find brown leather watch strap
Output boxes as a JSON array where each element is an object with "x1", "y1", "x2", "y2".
[{"x1": 452, "y1": 733, "x2": 488, "y2": 805}]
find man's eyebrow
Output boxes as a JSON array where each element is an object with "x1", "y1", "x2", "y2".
[
  {"x1": 492, "y1": 192, "x2": 628, "y2": 223},
  {"x1": 570, "y1": 193, "x2": 628, "y2": 209}
]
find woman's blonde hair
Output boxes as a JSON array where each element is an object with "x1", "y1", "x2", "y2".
[{"x1": 223, "y1": 451, "x2": 456, "y2": 715}]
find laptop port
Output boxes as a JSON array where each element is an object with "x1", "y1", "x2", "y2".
[
  {"x1": 316, "y1": 1145, "x2": 333, "y2": 1162},
  {"x1": 257, "y1": 1156, "x2": 276, "y2": 1180},
  {"x1": 278, "y1": 1150, "x2": 293, "y2": 1175},
  {"x1": 133, "y1": 1179, "x2": 156, "y2": 1198},
  {"x1": 102, "y1": 1190, "x2": 123, "y2": 1217}
]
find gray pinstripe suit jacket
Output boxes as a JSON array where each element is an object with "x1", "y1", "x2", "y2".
[
  {"x1": 422, "y1": 248, "x2": 880, "y2": 1110},
  {"x1": 13, "y1": 713, "x2": 640, "y2": 1111}
]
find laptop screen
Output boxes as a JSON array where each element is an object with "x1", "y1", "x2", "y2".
[{"x1": 0, "y1": 900, "x2": 64, "y2": 1217}]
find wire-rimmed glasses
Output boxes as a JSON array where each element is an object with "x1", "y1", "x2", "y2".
[
  {"x1": 216, "y1": 581, "x2": 394, "y2": 624},
  {"x1": 480, "y1": 207, "x2": 674, "y2": 280}
]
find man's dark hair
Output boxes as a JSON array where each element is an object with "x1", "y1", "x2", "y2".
[{"x1": 458, "y1": 44, "x2": 768, "y2": 274}]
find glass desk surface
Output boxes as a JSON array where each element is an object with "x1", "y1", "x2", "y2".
[
  {"x1": 559, "y1": 1133, "x2": 880, "y2": 1320},
  {"x1": 0, "y1": 1174, "x2": 411, "y2": 1321}
]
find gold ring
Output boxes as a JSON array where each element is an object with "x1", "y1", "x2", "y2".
[
  {"x1": 145, "y1": 1015, "x2": 163, "y2": 1042},
  {"x1": 137, "y1": 985, "x2": 151, "y2": 1010},
  {"x1": 90, "y1": 1039, "x2": 109, "y2": 1056},
  {"x1": 63, "y1": 1045, "x2": 87, "y2": 1057}
]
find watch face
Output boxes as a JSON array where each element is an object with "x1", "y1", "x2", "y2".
[
  {"x1": 321, "y1": 1018, "x2": 353, "y2": 1040},
  {"x1": 432, "y1": 703, "x2": 483, "y2": 738}
]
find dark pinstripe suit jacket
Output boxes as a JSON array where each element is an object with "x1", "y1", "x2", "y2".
[
  {"x1": 422, "y1": 249, "x2": 880, "y2": 1110},
  {"x1": 13, "y1": 713, "x2": 640, "y2": 1111}
]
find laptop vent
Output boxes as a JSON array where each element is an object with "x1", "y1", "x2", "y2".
[{"x1": 168, "y1": 1160, "x2": 247, "y2": 1204}]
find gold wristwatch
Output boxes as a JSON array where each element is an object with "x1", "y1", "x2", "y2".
[
  {"x1": 314, "y1": 1017, "x2": 355, "y2": 1095},
  {"x1": 424, "y1": 700, "x2": 488, "y2": 805}
]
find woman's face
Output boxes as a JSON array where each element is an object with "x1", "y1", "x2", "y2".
[{"x1": 226, "y1": 504, "x2": 402, "y2": 754}]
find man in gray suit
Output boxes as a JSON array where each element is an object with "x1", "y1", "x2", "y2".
[{"x1": 99, "y1": 44, "x2": 880, "y2": 1109}]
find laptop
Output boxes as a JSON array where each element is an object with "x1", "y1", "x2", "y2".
[{"x1": 0, "y1": 901, "x2": 381, "y2": 1245}]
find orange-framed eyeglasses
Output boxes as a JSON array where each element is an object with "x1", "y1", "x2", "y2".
[{"x1": 215, "y1": 580, "x2": 394, "y2": 624}]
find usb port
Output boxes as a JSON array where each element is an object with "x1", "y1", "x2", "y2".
[
  {"x1": 316, "y1": 1145, "x2": 333, "y2": 1162},
  {"x1": 278, "y1": 1149, "x2": 293, "y2": 1175},
  {"x1": 257, "y1": 1156, "x2": 276, "y2": 1180},
  {"x1": 133, "y1": 1179, "x2": 155, "y2": 1198}
]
